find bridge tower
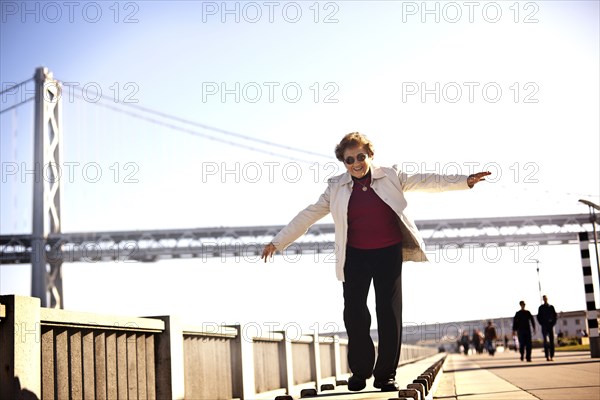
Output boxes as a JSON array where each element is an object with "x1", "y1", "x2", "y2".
[{"x1": 31, "y1": 67, "x2": 64, "y2": 308}]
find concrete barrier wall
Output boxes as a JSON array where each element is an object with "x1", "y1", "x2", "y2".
[
  {"x1": 319, "y1": 341, "x2": 335, "y2": 379},
  {"x1": 253, "y1": 338, "x2": 285, "y2": 394},
  {"x1": 0, "y1": 295, "x2": 439, "y2": 399},
  {"x1": 0, "y1": 295, "x2": 165, "y2": 400},
  {"x1": 291, "y1": 340, "x2": 314, "y2": 385},
  {"x1": 40, "y1": 308, "x2": 165, "y2": 400},
  {"x1": 41, "y1": 325, "x2": 157, "y2": 399},
  {"x1": 182, "y1": 327, "x2": 240, "y2": 399},
  {"x1": 401, "y1": 343, "x2": 438, "y2": 364},
  {"x1": 339, "y1": 341, "x2": 349, "y2": 375}
]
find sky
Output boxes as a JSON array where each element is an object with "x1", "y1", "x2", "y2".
[{"x1": 1, "y1": 1, "x2": 599, "y2": 334}]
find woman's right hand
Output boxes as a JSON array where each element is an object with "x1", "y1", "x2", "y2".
[{"x1": 261, "y1": 243, "x2": 277, "y2": 262}]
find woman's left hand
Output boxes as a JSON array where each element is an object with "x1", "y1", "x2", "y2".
[
  {"x1": 467, "y1": 171, "x2": 492, "y2": 188},
  {"x1": 261, "y1": 243, "x2": 277, "y2": 262}
]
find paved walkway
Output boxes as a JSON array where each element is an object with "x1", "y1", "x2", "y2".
[{"x1": 434, "y1": 350, "x2": 600, "y2": 400}]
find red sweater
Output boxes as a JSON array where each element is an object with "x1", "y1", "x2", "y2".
[{"x1": 347, "y1": 173, "x2": 403, "y2": 249}]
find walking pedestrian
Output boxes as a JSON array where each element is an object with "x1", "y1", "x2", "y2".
[
  {"x1": 472, "y1": 329, "x2": 483, "y2": 354},
  {"x1": 460, "y1": 331, "x2": 471, "y2": 355},
  {"x1": 484, "y1": 320, "x2": 498, "y2": 356},
  {"x1": 537, "y1": 295, "x2": 557, "y2": 361},
  {"x1": 512, "y1": 300, "x2": 536, "y2": 362}
]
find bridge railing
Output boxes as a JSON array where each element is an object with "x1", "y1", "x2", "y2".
[
  {"x1": 40, "y1": 308, "x2": 164, "y2": 399},
  {"x1": 1, "y1": 295, "x2": 437, "y2": 399},
  {"x1": 248, "y1": 330, "x2": 346, "y2": 399},
  {"x1": 181, "y1": 323, "x2": 241, "y2": 399}
]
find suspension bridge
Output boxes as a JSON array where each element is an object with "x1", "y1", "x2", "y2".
[{"x1": 0, "y1": 67, "x2": 599, "y2": 398}]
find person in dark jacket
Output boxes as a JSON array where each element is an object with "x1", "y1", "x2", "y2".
[
  {"x1": 472, "y1": 329, "x2": 483, "y2": 354},
  {"x1": 484, "y1": 321, "x2": 498, "y2": 356},
  {"x1": 512, "y1": 300, "x2": 536, "y2": 361},
  {"x1": 537, "y1": 295, "x2": 557, "y2": 361},
  {"x1": 460, "y1": 331, "x2": 471, "y2": 355}
]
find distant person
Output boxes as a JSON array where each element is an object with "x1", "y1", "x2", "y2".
[
  {"x1": 460, "y1": 331, "x2": 471, "y2": 355},
  {"x1": 503, "y1": 334, "x2": 509, "y2": 349},
  {"x1": 472, "y1": 329, "x2": 483, "y2": 354},
  {"x1": 537, "y1": 295, "x2": 557, "y2": 361},
  {"x1": 261, "y1": 132, "x2": 491, "y2": 392},
  {"x1": 512, "y1": 334, "x2": 519, "y2": 352},
  {"x1": 512, "y1": 300, "x2": 536, "y2": 362},
  {"x1": 484, "y1": 320, "x2": 498, "y2": 356}
]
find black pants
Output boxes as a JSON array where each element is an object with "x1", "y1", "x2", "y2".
[
  {"x1": 343, "y1": 243, "x2": 403, "y2": 381},
  {"x1": 518, "y1": 331, "x2": 532, "y2": 361},
  {"x1": 541, "y1": 325, "x2": 555, "y2": 358}
]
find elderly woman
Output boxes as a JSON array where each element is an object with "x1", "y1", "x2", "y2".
[{"x1": 261, "y1": 132, "x2": 490, "y2": 392}]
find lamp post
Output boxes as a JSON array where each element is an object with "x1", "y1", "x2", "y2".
[
  {"x1": 578, "y1": 199, "x2": 600, "y2": 290},
  {"x1": 537, "y1": 259, "x2": 542, "y2": 303},
  {"x1": 578, "y1": 199, "x2": 600, "y2": 358}
]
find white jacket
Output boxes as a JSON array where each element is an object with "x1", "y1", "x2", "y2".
[{"x1": 271, "y1": 164, "x2": 471, "y2": 281}]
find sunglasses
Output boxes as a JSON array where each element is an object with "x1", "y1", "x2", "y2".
[{"x1": 344, "y1": 153, "x2": 368, "y2": 165}]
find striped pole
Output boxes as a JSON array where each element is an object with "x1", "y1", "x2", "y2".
[{"x1": 578, "y1": 232, "x2": 599, "y2": 357}]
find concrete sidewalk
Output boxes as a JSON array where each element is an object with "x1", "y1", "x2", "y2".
[{"x1": 434, "y1": 350, "x2": 600, "y2": 400}]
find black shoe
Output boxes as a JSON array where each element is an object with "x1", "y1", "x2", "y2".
[
  {"x1": 373, "y1": 379, "x2": 400, "y2": 392},
  {"x1": 347, "y1": 375, "x2": 366, "y2": 391},
  {"x1": 520, "y1": 355, "x2": 524, "y2": 361}
]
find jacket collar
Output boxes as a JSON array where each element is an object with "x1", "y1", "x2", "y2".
[{"x1": 340, "y1": 164, "x2": 385, "y2": 185}]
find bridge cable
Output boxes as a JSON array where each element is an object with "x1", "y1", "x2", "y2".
[
  {"x1": 0, "y1": 78, "x2": 34, "y2": 96},
  {"x1": 58, "y1": 78, "x2": 332, "y2": 161},
  {"x1": 0, "y1": 97, "x2": 34, "y2": 115},
  {"x1": 70, "y1": 92, "x2": 317, "y2": 164},
  {"x1": 112, "y1": 99, "x2": 330, "y2": 159}
]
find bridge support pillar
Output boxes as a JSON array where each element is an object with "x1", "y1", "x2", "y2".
[{"x1": 31, "y1": 66, "x2": 64, "y2": 308}]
